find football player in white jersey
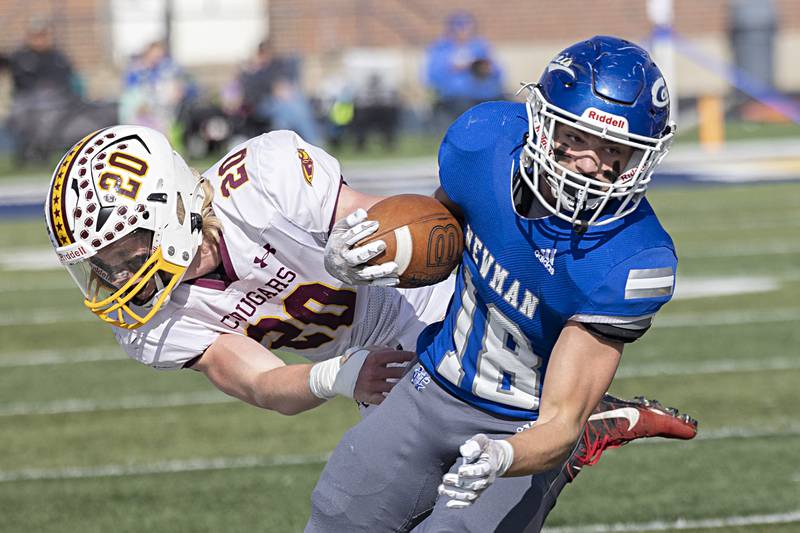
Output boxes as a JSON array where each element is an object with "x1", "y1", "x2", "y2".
[
  {"x1": 46, "y1": 124, "x2": 695, "y2": 525},
  {"x1": 45, "y1": 124, "x2": 446, "y2": 413}
]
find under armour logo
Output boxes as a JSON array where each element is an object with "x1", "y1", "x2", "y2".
[{"x1": 253, "y1": 243, "x2": 277, "y2": 268}]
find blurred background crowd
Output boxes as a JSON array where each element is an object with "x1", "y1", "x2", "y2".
[{"x1": 0, "y1": 0, "x2": 795, "y2": 167}]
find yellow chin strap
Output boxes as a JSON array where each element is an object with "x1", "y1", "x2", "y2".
[{"x1": 85, "y1": 247, "x2": 186, "y2": 329}]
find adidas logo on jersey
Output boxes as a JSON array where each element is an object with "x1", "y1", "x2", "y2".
[{"x1": 535, "y1": 248, "x2": 557, "y2": 275}]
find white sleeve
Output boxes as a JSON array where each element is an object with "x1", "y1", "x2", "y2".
[
  {"x1": 249, "y1": 131, "x2": 343, "y2": 234},
  {"x1": 112, "y1": 308, "x2": 220, "y2": 370}
]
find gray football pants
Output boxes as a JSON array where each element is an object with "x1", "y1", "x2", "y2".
[{"x1": 306, "y1": 365, "x2": 570, "y2": 532}]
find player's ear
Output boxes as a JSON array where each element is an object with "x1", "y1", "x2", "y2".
[{"x1": 434, "y1": 187, "x2": 463, "y2": 222}]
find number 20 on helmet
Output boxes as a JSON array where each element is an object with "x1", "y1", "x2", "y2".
[{"x1": 44, "y1": 125, "x2": 205, "y2": 329}]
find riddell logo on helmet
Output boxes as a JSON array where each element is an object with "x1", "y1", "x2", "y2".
[
  {"x1": 57, "y1": 245, "x2": 89, "y2": 264},
  {"x1": 582, "y1": 108, "x2": 629, "y2": 132}
]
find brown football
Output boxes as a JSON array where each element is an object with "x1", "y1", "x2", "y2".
[{"x1": 358, "y1": 194, "x2": 463, "y2": 288}]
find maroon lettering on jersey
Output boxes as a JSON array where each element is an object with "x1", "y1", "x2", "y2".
[{"x1": 244, "y1": 283, "x2": 356, "y2": 350}]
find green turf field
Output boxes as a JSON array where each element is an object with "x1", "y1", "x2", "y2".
[{"x1": 1, "y1": 183, "x2": 799, "y2": 532}]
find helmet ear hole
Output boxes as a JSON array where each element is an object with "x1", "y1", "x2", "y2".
[
  {"x1": 190, "y1": 213, "x2": 203, "y2": 233},
  {"x1": 96, "y1": 206, "x2": 114, "y2": 231},
  {"x1": 176, "y1": 192, "x2": 185, "y2": 225}
]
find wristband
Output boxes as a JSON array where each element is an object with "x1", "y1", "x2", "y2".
[
  {"x1": 496, "y1": 439, "x2": 515, "y2": 477},
  {"x1": 308, "y1": 356, "x2": 342, "y2": 400},
  {"x1": 308, "y1": 347, "x2": 370, "y2": 400}
]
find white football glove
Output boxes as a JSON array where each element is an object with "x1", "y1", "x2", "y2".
[
  {"x1": 324, "y1": 208, "x2": 399, "y2": 286},
  {"x1": 438, "y1": 434, "x2": 515, "y2": 509}
]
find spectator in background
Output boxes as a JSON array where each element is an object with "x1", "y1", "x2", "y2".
[
  {"x1": 350, "y1": 73, "x2": 401, "y2": 151},
  {"x1": 728, "y1": 0, "x2": 779, "y2": 120},
  {"x1": 424, "y1": 11, "x2": 504, "y2": 129},
  {"x1": 233, "y1": 39, "x2": 321, "y2": 144},
  {"x1": 119, "y1": 40, "x2": 197, "y2": 143},
  {"x1": 8, "y1": 19, "x2": 77, "y2": 97},
  {"x1": 6, "y1": 19, "x2": 82, "y2": 163},
  {"x1": 317, "y1": 52, "x2": 401, "y2": 152}
]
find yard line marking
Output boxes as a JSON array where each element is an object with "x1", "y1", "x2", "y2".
[
  {"x1": 0, "y1": 279, "x2": 74, "y2": 292},
  {"x1": 0, "y1": 249, "x2": 59, "y2": 271},
  {"x1": 680, "y1": 242, "x2": 800, "y2": 258},
  {"x1": 0, "y1": 348, "x2": 122, "y2": 367},
  {"x1": 3, "y1": 237, "x2": 799, "y2": 275},
  {"x1": 0, "y1": 453, "x2": 331, "y2": 483},
  {"x1": 5, "y1": 306, "x2": 799, "y2": 329},
  {"x1": 543, "y1": 510, "x2": 800, "y2": 532},
  {"x1": 689, "y1": 423, "x2": 800, "y2": 442},
  {"x1": 0, "y1": 310, "x2": 96, "y2": 326},
  {"x1": 2, "y1": 357, "x2": 798, "y2": 417},
  {"x1": 656, "y1": 308, "x2": 800, "y2": 328},
  {"x1": 2, "y1": 347, "x2": 797, "y2": 381},
  {"x1": 0, "y1": 424, "x2": 797, "y2": 484},
  {"x1": 0, "y1": 391, "x2": 236, "y2": 416},
  {"x1": 673, "y1": 276, "x2": 778, "y2": 300},
  {"x1": 665, "y1": 218, "x2": 800, "y2": 233},
  {"x1": 615, "y1": 355, "x2": 800, "y2": 379}
]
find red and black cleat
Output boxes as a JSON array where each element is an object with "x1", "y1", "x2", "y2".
[{"x1": 564, "y1": 394, "x2": 698, "y2": 481}]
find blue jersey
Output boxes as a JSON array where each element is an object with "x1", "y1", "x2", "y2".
[{"x1": 416, "y1": 102, "x2": 677, "y2": 420}]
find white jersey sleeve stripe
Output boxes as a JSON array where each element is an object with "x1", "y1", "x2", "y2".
[
  {"x1": 625, "y1": 268, "x2": 674, "y2": 299},
  {"x1": 570, "y1": 313, "x2": 654, "y2": 327}
]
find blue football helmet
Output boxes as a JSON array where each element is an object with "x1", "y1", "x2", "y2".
[{"x1": 518, "y1": 35, "x2": 675, "y2": 227}]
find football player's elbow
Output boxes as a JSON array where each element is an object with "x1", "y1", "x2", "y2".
[
  {"x1": 253, "y1": 387, "x2": 311, "y2": 416},
  {"x1": 552, "y1": 433, "x2": 579, "y2": 466},
  {"x1": 270, "y1": 401, "x2": 307, "y2": 416},
  {"x1": 544, "y1": 418, "x2": 585, "y2": 469}
]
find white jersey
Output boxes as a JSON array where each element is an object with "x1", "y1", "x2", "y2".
[{"x1": 113, "y1": 131, "x2": 452, "y2": 369}]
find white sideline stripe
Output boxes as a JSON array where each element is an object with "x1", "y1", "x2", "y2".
[
  {"x1": 0, "y1": 279, "x2": 74, "y2": 292},
  {"x1": 680, "y1": 242, "x2": 800, "y2": 258},
  {"x1": 5, "y1": 306, "x2": 799, "y2": 329},
  {"x1": 690, "y1": 423, "x2": 800, "y2": 442},
  {"x1": 0, "y1": 453, "x2": 331, "y2": 483},
  {"x1": 656, "y1": 308, "x2": 800, "y2": 328},
  {"x1": 0, "y1": 349, "x2": 122, "y2": 367},
  {"x1": 543, "y1": 511, "x2": 800, "y2": 533},
  {"x1": 0, "y1": 391, "x2": 236, "y2": 416},
  {"x1": 3, "y1": 349, "x2": 798, "y2": 383},
  {"x1": 3, "y1": 238, "x2": 799, "y2": 276},
  {"x1": 0, "y1": 309, "x2": 96, "y2": 326},
  {"x1": 673, "y1": 276, "x2": 778, "y2": 300},
  {"x1": 0, "y1": 426, "x2": 797, "y2": 484},
  {"x1": 0, "y1": 249, "x2": 59, "y2": 272},
  {"x1": 615, "y1": 355, "x2": 800, "y2": 379}
]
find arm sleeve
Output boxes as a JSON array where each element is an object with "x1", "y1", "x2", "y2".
[
  {"x1": 572, "y1": 246, "x2": 677, "y2": 343},
  {"x1": 113, "y1": 313, "x2": 220, "y2": 370}
]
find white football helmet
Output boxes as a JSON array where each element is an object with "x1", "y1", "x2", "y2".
[{"x1": 45, "y1": 125, "x2": 206, "y2": 329}]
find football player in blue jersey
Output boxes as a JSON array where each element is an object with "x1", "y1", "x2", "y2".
[{"x1": 312, "y1": 36, "x2": 694, "y2": 532}]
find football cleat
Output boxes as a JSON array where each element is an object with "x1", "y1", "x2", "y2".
[{"x1": 564, "y1": 394, "x2": 698, "y2": 481}]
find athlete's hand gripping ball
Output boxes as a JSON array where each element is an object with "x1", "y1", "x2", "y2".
[
  {"x1": 438, "y1": 434, "x2": 515, "y2": 508},
  {"x1": 324, "y1": 208, "x2": 400, "y2": 286}
]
